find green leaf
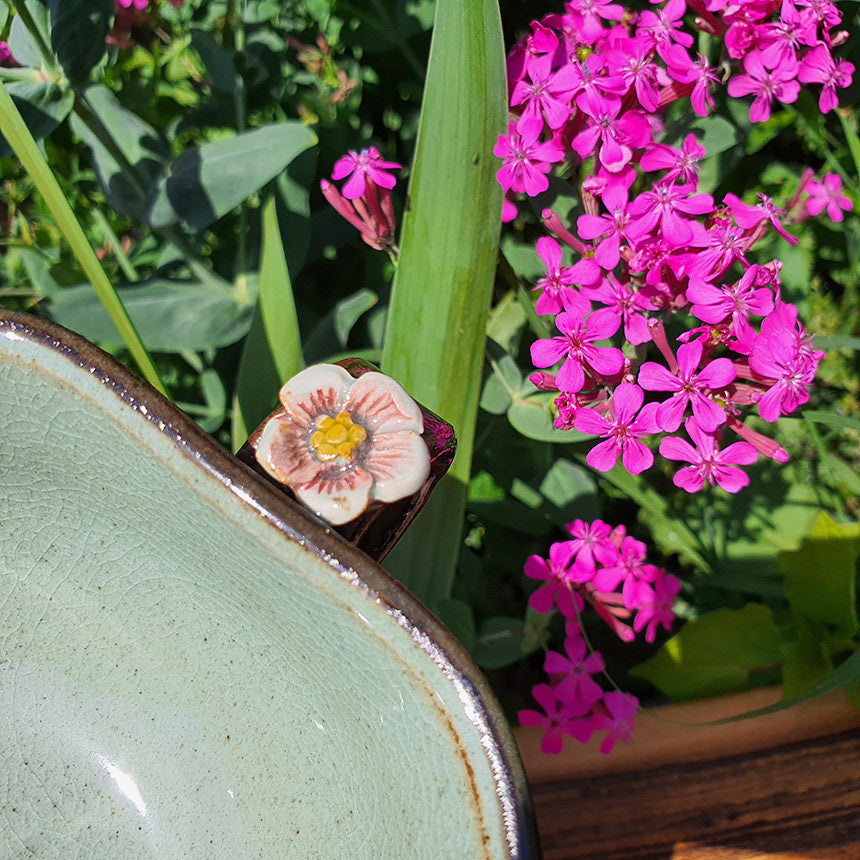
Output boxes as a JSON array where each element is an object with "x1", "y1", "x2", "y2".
[
  {"x1": 303, "y1": 289, "x2": 378, "y2": 364},
  {"x1": 71, "y1": 84, "x2": 168, "y2": 220},
  {"x1": 147, "y1": 122, "x2": 317, "y2": 231},
  {"x1": 50, "y1": 279, "x2": 254, "y2": 352},
  {"x1": 815, "y1": 335, "x2": 860, "y2": 351},
  {"x1": 230, "y1": 199, "x2": 305, "y2": 451},
  {"x1": 480, "y1": 354, "x2": 522, "y2": 415},
  {"x1": 437, "y1": 597, "x2": 477, "y2": 653},
  {"x1": 486, "y1": 291, "x2": 526, "y2": 354},
  {"x1": 507, "y1": 391, "x2": 590, "y2": 443},
  {"x1": 258, "y1": 196, "x2": 304, "y2": 385},
  {"x1": 708, "y1": 647, "x2": 860, "y2": 725},
  {"x1": 49, "y1": 0, "x2": 113, "y2": 85},
  {"x1": 632, "y1": 603, "x2": 782, "y2": 700},
  {"x1": 539, "y1": 457, "x2": 596, "y2": 510},
  {"x1": 8, "y1": 0, "x2": 52, "y2": 70},
  {"x1": 473, "y1": 616, "x2": 527, "y2": 670},
  {"x1": 16, "y1": 246, "x2": 59, "y2": 298},
  {"x1": 379, "y1": 0, "x2": 506, "y2": 606},
  {"x1": 803, "y1": 410, "x2": 860, "y2": 434},
  {"x1": 781, "y1": 615, "x2": 832, "y2": 699},
  {"x1": 779, "y1": 512, "x2": 860, "y2": 637},
  {"x1": 0, "y1": 80, "x2": 73, "y2": 156}
]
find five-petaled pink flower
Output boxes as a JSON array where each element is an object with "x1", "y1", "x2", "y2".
[
  {"x1": 803, "y1": 173, "x2": 853, "y2": 222},
  {"x1": 659, "y1": 417, "x2": 758, "y2": 493},
  {"x1": 331, "y1": 146, "x2": 401, "y2": 200},
  {"x1": 574, "y1": 383, "x2": 660, "y2": 474},
  {"x1": 254, "y1": 364, "x2": 429, "y2": 525}
]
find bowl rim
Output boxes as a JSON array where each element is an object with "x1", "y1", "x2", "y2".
[{"x1": 0, "y1": 309, "x2": 540, "y2": 859}]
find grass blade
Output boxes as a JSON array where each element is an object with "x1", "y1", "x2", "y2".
[{"x1": 379, "y1": 0, "x2": 506, "y2": 606}]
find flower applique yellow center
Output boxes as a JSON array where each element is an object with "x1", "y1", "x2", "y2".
[{"x1": 310, "y1": 411, "x2": 367, "y2": 461}]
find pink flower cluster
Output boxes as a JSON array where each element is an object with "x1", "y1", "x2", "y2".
[
  {"x1": 519, "y1": 519, "x2": 680, "y2": 754},
  {"x1": 495, "y1": 0, "x2": 851, "y2": 493},
  {"x1": 322, "y1": 147, "x2": 401, "y2": 251}
]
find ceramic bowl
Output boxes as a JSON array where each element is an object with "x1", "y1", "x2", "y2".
[{"x1": 0, "y1": 311, "x2": 537, "y2": 858}]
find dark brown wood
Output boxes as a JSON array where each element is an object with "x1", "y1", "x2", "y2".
[{"x1": 516, "y1": 688, "x2": 860, "y2": 859}]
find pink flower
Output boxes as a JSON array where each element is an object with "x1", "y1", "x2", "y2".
[
  {"x1": 593, "y1": 534, "x2": 660, "y2": 608},
  {"x1": 632, "y1": 571, "x2": 681, "y2": 642},
  {"x1": 530, "y1": 290, "x2": 625, "y2": 393},
  {"x1": 804, "y1": 173, "x2": 853, "y2": 222},
  {"x1": 565, "y1": 518, "x2": 620, "y2": 571},
  {"x1": 331, "y1": 146, "x2": 401, "y2": 200},
  {"x1": 511, "y1": 54, "x2": 580, "y2": 139},
  {"x1": 592, "y1": 690, "x2": 638, "y2": 754},
  {"x1": 638, "y1": 339, "x2": 736, "y2": 431},
  {"x1": 524, "y1": 542, "x2": 589, "y2": 617},
  {"x1": 749, "y1": 302, "x2": 823, "y2": 420},
  {"x1": 640, "y1": 134, "x2": 706, "y2": 187},
  {"x1": 659, "y1": 417, "x2": 759, "y2": 492},
  {"x1": 545, "y1": 635, "x2": 605, "y2": 708},
  {"x1": 494, "y1": 128, "x2": 565, "y2": 196},
  {"x1": 574, "y1": 383, "x2": 660, "y2": 474},
  {"x1": 798, "y1": 44, "x2": 854, "y2": 113},
  {"x1": 519, "y1": 683, "x2": 593, "y2": 754},
  {"x1": 727, "y1": 53, "x2": 801, "y2": 123},
  {"x1": 533, "y1": 237, "x2": 600, "y2": 316},
  {"x1": 253, "y1": 364, "x2": 429, "y2": 525}
]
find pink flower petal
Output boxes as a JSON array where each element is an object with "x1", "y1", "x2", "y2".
[
  {"x1": 346, "y1": 371, "x2": 424, "y2": 434},
  {"x1": 296, "y1": 466, "x2": 373, "y2": 525},
  {"x1": 363, "y1": 431, "x2": 430, "y2": 502},
  {"x1": 255, "y1": 411, "x2": 326, "y2": 485},
  {"x1": 279, "y1": 364, "x2": 351, "y2": 422}
]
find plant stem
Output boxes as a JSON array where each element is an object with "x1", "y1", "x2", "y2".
[
  {"x1": 0, "y1": 82, "x2": 167, "y2": 395},
  {"x1": 91, "y1": 208, "x2": 138, "y2": 282}
]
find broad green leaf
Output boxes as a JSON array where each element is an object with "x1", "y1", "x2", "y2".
[
  {"x1": 779, "y1": 512, "x2": 860, "y2": 636},
  {"x1": 147, "y1": 122, "x2": 317, "y2": 231},
  {"x1": 473, "y1": 616, "x2": 527, "y2": 670},
  {"x1": 49, "y1": 0, "x2": 113, "y2": 85},
  {"x1": 815, "y1": 335, "x2": 860, "y2": 351},
  {"x1": 486, "y1": 291, "x2": 526, "y2": 354},
  {"x1": 16, "y1": 245, "x2": 59, "y2": 298},
  {"x1": 71, "y1": 85, "x2": 168, "y2": 220},
  {"x1": 8, "y1": 0, "x2": 52, "y2": 70},
  {"x1": 632, "y1": 603, "x2": 782, "y2": 700},
  {"x1": 507, "y1": 391, "x2": 589, "y2": 443},
  {"x1": 50, "y1": 279, "x2": 254, "y2": 352},
  {"x1": 539, "y1": 458, "x2": 597, "y2": 518},
  {"x1": 480, "y1": 354, "x2": 522, "y2": 415},
  {"x1": 0, "y1": 80, "x2": 73, "y2": 156},
  {"x1": 379, "y1": 0, "x2": 506, "y2": 606},
  {"x1": 521, "y1": 605, "x2": 553, "y2": 653},
  {"x1": 781, "y1": 615, "x2": 832, "y2": 699},
  {"x1": 303, "y1": 289, "x2": 378, "y2": 364}
]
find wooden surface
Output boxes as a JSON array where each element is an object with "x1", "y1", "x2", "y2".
[{"x1": 515, "y1": 688, "x2": 860, "y2": 859}]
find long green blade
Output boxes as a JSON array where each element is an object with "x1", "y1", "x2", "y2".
[
  {"x1": 231, "y1": 196, "x2": 305, "y2": 451},
  {"x1": 0, "y1": 82, "x2": 166, "y2": 395},
  {"x1": 380, "y1": 0, "x2": 506, "y2": 605}
]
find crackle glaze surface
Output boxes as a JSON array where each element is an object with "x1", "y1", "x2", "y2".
[{"x1": 0, "y1": 314, "x2": 535, "y2": 858}]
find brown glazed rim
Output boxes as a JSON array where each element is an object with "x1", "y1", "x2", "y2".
[{"x1": 0, "y1": 309, "x2": 540, "y2": 859}]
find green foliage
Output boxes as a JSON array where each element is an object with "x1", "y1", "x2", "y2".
[
  {"x1": 49, "y1": 0, "x2": 114, "y2": 86},
  {"x1": 632, "y1": 603, "x2": 783, "y2": 700}
]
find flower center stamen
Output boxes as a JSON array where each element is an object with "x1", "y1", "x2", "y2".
[{"x1": 310, "y1": 411, "x2": 367, "y2": 461}]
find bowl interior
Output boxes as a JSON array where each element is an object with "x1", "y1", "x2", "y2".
[{"x1": 0, "y1": 315, "x2": 532, "y2": 858}]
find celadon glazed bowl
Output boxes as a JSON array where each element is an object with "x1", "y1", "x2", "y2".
[{"x1": 0, "y1": 311, "x2": 537, "y2": 858}]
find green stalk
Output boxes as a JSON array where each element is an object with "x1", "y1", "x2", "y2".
[
  {"x1": 0, "y1": 83, "x2": 166, "y2": 395},
  {"x1": 379, "y1": 0, "x2": 506, "y2": 607},
  {"x1": 91, "y1": 208, "x2": 138, "y2": 282}
]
